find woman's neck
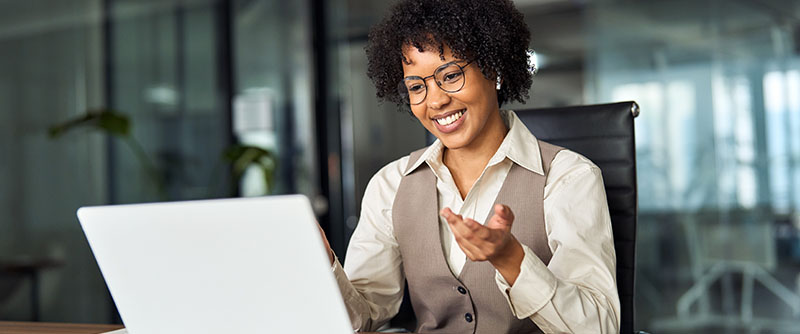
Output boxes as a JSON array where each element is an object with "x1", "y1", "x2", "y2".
[{"x1": 443, "y1": 111, "x2": 508, "y2": 197}]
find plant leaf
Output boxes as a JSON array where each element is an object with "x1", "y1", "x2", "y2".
[
  {"x1": 48, "y1": 109, "x2": 130, "y2": 138},
  {"x1": 222, "y1": 144, "x2": 277, "y2": 193}
]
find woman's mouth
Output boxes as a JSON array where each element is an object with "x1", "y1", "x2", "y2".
[{"x1": 432, "y1": 109, "x2": 466, "y2": 133}]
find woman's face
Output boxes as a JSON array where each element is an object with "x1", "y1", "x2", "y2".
[{"x1": 401, "y1": 44, "x2": 503, "y2": 151}]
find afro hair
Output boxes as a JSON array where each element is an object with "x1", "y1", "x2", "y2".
[{"x1": 365, "y1": 0, "x2": 533, "y2": 110}]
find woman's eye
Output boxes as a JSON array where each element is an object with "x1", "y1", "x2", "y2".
[
  {"x1": 408, "y1": 84, "x2": 424, "y2": 93},
  {"x1": 443, "y1": 72, "x2": 462, "y2": 82}
]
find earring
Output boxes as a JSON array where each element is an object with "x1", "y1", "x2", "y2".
[{"x1": 496, "y1": 77, "x2": 502, "y2": 90}]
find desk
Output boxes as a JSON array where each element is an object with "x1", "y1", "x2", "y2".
[
  {"x1": 0, "y1": 322, "x2": 388, "y2": 334},
  {"x1": 0, "y1": 258, "x2": 63, "y2": 321},
  {"x1": 0, "y1": 321, "x2": 123, "y2": 334}
]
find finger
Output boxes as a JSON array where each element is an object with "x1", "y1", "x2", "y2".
[
  {"x1": 465, "y1": 218, "x2": 494, "y2": 241},
  {"x1": 453, "y1": 232, "x2": 486, "y2": 261},
  {"x1": 495, "y1": 204, "x2": 514, "y2": 221},
  {"x1": 317, "y1": 223, "x2": 330, "y2": 247},
  {"x1": 440, "y1": 207, "x2": 464, "y2": 225},
  {"x1": 487, "y1": 204, "x2": 514, "y2": 232},
  {"x1": 453, "y1": 220, "x2": 498, "y2": 255},
  {"x1": 450, "y1": 215, "x2": 488, "y2": 242},
  {"x1": 440, "y1": 207, "x2": 454, "y2": 219},
  {"x1": 441, "y1": 208, "x2": 472, "y2": 233},
  {"x1": 461, "y1": 217, "x2": 482, "y2": 231},
  {"x1": 455, "y1": 227, "x2": 507, "y2": 262},
  {"x1": 450, "y1": 219, "x2": 503, "y2": 262},
  {"x1": 447, "y1": 215, "x2": 471, "y2": 240}
]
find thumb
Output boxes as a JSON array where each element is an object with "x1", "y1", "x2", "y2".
[{"x1": 486, "y1": 204, "x2": 514, "y2": 232}]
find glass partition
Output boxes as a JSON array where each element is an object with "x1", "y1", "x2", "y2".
[
  {"x1": 587, "y1": 0, "x2": 800, "y2": 331},
  {"x1": 108, "y1": 0, "x2": 232, "y2": 203}
]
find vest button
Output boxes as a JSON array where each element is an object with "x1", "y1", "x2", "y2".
[
  {"x1": 465, "y1": 313, "x2": 473, "y2": 323},
  {"x1": 457, "y1": 286, "x2": 467, "y2": 294}
]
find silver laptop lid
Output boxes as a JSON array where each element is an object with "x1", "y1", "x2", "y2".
[{"x1": 78, "y1": 195, "x2": 352, "y2": 334}]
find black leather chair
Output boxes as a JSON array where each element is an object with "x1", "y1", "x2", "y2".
[
  {"x1": 515, "y1": 101, "x2": 639, "y2": 334},
  {"x1": 395, "y1": 101, "x2": 640, "y2": 333}
]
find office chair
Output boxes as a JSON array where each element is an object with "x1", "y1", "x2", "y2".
[
  {"x1": 391, "y1": 101, "x2": 640, "y2": 333},
  {"x1": 515, "y1": 101, "x2": 639, "y2": 334}
]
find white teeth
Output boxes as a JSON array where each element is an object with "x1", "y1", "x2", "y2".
[{"x1": 436, "y1": 111, "x2": 464, "y2": 126}]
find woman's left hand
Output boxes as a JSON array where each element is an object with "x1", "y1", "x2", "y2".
[{"x1": 441, "y1": 204, "x2": 525, "y2": 285}]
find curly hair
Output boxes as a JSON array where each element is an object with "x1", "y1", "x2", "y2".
[{"x1": 365, "y1": 0, "x2": 533, "y2": 110}]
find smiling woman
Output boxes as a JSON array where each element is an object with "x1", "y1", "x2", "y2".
[{"x1": 320, "y1": 0, "x2": 621, "y2": 333}]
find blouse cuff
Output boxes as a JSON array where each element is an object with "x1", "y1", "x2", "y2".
[{"x1": 494, "y1": 244, "x2": 557, "y2": 319}]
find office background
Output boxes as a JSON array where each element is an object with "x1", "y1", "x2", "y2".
[{"x1": 1, "y1": 0, "x2": 799, "y2": 332}]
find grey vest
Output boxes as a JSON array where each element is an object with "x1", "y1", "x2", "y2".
[{"x1": 392, "y1": 140, "x2": 563, "y2": 334}]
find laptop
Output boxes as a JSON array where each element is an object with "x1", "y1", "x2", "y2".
[{"x1": 77, "y1": 195, "x2": 353, "y2": 334}]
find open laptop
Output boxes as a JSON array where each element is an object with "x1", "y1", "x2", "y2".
[{"x1": 77, "y1": 195, "x2": 353, "y2": 334}]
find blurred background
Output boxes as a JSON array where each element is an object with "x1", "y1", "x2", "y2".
[{"x1": 1, "y1": 0, "x2": 799, "y2": 332}]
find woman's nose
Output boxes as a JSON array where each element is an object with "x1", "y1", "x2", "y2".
[{"x1": 426, "y1": 82, "x2": 451, "y2": 110}]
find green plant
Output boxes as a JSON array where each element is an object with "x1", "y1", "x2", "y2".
[
  {"x1": 48, "y1": 109, "x2": 277, "y2": 199},
  {"x1": 48, "y1": 109, "x2": 166, "y2": 199},
  {"x1": 222, "y1": 144, "x2": 277, "y2": 196}
]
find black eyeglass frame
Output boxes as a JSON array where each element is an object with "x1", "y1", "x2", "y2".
[{"x1": 398, "y1": 60, "x2": 474, "y2": 105}]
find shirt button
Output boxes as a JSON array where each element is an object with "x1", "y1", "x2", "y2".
[
  {"x1": 457, "y1": 286, "x2": 467, "y2": 295},
  {"x1": 465, "y1": 313, "x2": 473, "y2": 323}
]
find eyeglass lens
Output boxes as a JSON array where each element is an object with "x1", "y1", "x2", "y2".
[{"x1": 399, "y1": 62, "x2": 466, "y2": 105}]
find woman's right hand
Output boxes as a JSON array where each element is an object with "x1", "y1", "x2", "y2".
[{"x1": 317, "y1": 222, "x2": 335, "y2": 265}]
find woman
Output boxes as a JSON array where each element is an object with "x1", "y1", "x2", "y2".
[{"x1": 320, "y1": 0, "x2": 620, "y2": 332}]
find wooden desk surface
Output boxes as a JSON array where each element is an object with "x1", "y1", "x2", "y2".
[
  {"x1": 0, "y1": 321, "x2": 387, "y2": 334},
  {"x1": 0, "y1": 321, "x2": 123, "y2": 334}
]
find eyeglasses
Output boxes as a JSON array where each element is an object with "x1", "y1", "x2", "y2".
[{"x1": 398, "y1": 60, "x2": 474, "y2": 105}]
